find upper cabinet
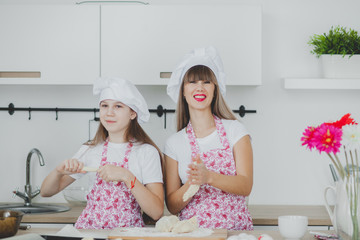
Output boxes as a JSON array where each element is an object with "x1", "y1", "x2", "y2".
[
  {"x1": 0, "y1": 5, "x2": 99, "y2": 85},
  {"x1": 0, "y1": 4, "x2": 261, "y2": 86},
  {"x1": 101, "y1": 4, "x2": 262, "y2": 85}
]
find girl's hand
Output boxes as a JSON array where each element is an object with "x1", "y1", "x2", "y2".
[
  {"x1": 98, "y1": 164, "x2": 132, "y2": 184},
  {"x1": 187, "y1": 154, "x2": 210, "y2": 185},
  {"x1": 56, "y1": 158, "x2": 84, "y2": 175}
]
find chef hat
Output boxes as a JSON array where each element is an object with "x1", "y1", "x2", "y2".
[
  {"x1": 93, "y1": 77, "x2": 150, "y2": 123},
  {"x1": 167, "y1": 46, "x2": 226, "y2": 103}
]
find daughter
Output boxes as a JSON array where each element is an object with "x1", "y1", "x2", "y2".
[{"x1": 41, "y1": 77, "x2": 164, "y2": 229}]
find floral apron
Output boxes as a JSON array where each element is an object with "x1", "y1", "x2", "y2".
[
  {"x1": 75, "y1": 140, "x2": 144, "y2": 229},
  {"x1": 179, "y1": 116, "x2": 253, "y2": 230}
]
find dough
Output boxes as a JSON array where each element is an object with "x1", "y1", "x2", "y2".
[
  {"x1": 183, "y1": 160, "x2": 201, "y2": 202},
  {"x1": 155, "y1": 215, "x2": 180, "y2": 232},
  {"x1": 183, "y1": 184, "x2": 200, "y2": 202},
  {"x1": 171, "y1": 216, "x2": 198, "y2": 234},
  {"x1": 258, "y1": 234, "x2": 273, "y2": 240},
  {"x1": 228, "y1": 233, "x2": 261, "y2": 240}
]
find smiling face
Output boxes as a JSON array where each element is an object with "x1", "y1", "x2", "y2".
[
  {"x1": 183, "y1": 79, "x2": 215, "y2": 111},
  {"x1": 182, "y1": 65, "x2": 217, "y2": 112},
  {"x1": 99, "y1": 99, "x2": 137, "y2": 139}
]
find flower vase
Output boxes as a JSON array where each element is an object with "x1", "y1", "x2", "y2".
[{"x1": 324, "y1": 177, "x2": 360, "y2": 240}]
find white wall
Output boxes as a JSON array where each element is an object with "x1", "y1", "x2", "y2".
[{"x1": 1, "y1": 0, "x2": 360, "y2": 206}]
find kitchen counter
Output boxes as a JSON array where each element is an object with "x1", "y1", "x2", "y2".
[
  {"x1": 20, "y1": 204, "x2": 332, "y2": 226},
  {"x1": 15, "y1": 227, "x2": 335, "y2": 239}
]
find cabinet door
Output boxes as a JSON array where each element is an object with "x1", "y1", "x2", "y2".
[
  {"x1": 0, "y1": 5, "x2": 99, "y2": 85},
  {"x1": 101, "y1": 5, "x2": 261, "y2": 85}
]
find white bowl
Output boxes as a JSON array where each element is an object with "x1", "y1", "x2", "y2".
[
  {"x1": 62, "y1": 186, "x2": 88, "y2": 206},
  {"x1": 278, "y1": 215, "x2": 308, "y2": 240}
]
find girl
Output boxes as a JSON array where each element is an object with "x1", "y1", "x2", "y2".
[
  {"x1": 41, "y1": 77, "x2": 164, "y2": 229},
  {"x1": 164, "y1": 46, "x2": 253, "y2": 230}
]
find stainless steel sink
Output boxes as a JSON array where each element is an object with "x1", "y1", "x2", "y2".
[{"x1": 0, "y1": 203, "x2": 70, "y2": 214}]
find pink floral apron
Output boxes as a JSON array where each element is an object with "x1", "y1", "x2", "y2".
[
  {"x1": 179, "y1": 116, "x2": 253, "y2": 230},
  {"x1": 75, "y1": 140, "x2": 144, "y2": 229}
]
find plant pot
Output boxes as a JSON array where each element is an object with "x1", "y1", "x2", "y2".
[{"x1": 320, "y1": 54, "x2": 360, "y2": 78}]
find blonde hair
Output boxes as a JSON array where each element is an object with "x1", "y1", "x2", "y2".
[{"x1": 176, "y1": 65, "x2": 236, "y2": 131}]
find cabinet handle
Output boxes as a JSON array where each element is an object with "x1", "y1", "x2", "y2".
[
  {"x1": 160, "y1": 72, "x2": 172, "y2": 79},
  {"x1": 0, "y1": 71, "x2": 41, "y2": 78}
]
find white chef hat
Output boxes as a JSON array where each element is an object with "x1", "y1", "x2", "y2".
[
  {"x1": 93, "y1": 77, "x2": 150, "y2": 123},
  {"x1": 167, "y1": 46, "x2": 226, "y2": 103}
]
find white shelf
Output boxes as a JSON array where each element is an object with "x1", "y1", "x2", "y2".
[{"x1": 284, "y1": 78, "x2": 360, "y2": 89}]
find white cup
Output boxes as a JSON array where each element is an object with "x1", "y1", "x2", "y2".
[{"x1": 278, "y1": 215, "x2": 308, "y2": 239}]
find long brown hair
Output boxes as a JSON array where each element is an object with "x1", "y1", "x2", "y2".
[
  {"x1": 176, "y1": 65, "x2": 236, "y2": 131},
  {"x1": 86, "y1": 117, "x2": 163, "y2": 163}
]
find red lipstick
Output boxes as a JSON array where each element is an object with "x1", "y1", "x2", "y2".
[{"x1": 193, "y1": 94, "x2": 206, "y2": 102}]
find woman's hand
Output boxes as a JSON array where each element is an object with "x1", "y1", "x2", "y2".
[
  {"x1": 187, "y1": 154, "x2": 211, "y2": 185},
  {"x1": 98, "y1": 164, "x2": 133, "y2": 186},
  {"x1": 56, "y1": 158, "x2": 84, "y2": 175}
]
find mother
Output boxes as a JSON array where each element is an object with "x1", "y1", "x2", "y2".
[{"x1": 164, "y1": 46, "x2": 253, "y2": 230}]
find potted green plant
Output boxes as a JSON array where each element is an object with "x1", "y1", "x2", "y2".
[{"x1": 308, "y1": 26, "x2": 360, "y2": 78}]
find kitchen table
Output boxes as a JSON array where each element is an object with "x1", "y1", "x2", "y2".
[
  {"x1": 20, "y1": 204, "x2": 332, "y2": 227},
  {"x1": 15, "y1": 227, "x2": 335, "y2": 239}
]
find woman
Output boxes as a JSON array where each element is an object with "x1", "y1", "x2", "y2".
[
  {"x1": 41, "y1": 77, "x2": 164, "y2": 229},
  {"x1": 164, "y1": 46, "x2": 253, "y2": 230}
]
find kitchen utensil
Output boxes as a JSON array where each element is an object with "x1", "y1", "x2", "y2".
[
  {"x1": 0, "y1": 210, "x2": 24, "y2": 238},
  {"x1": 329, "y1": 164, "x2": 339, "y2": 182},
  {"x1": 82, "y1": 166, "x2": 98, "y2": 172},
  {"x1": 41, "y1": 236, "x2": 105, "y2": 240},
  {"x1": 278, "y1": 215, "x2": 308, "y2": 240},
  {"x1": 19, "y1": 224, "x2": 31, "y2": 230},
  {"x1": 310, "y1": 231, "x2": 338, "y2": 239}
]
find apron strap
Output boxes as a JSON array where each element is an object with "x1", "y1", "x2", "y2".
[
  {"x1": 100, "y1": 138, "x2": 133, "y2": 168},
  {"x1": 186, "y1": 115, "x2": 230, "y2": 158},
  {"x1": 213, "y1": 116, "x2": 230, "y2": 150}
]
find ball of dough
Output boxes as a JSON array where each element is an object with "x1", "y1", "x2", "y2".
[
  {"x1": 155, "y1": 215, "x2": 180, "y2": 232},
  {"x1": 258, "y1": 234, "x2": 273, "y2": 240},
  {"x1": 227, "y1": 236, "x2": 242, "y2": 240},
  {"x1": 183, "y1": 184, "x2": 200, "y2": 202},
  {"x1": 171, "y1": 216, "x2": 198, "y2": 234},
  {"x1": 237, "y1": 233, "x2": 257, "y2": 240}
]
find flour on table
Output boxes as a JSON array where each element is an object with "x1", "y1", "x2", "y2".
[{"x1": 109, "y1": 226, "x2": 212, "y2": 238}]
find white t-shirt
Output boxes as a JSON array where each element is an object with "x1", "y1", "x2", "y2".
[
  {"x1": 163, "y1": 119, "x2": 250, "y2": 184},
  {"x1": 70, "y1": 142, "x2": 163, "y2": 189}
]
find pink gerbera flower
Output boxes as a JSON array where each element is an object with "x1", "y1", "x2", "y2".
[
  {"x1": 301, "y1": 126, "x2": 317, "y2": 150},
  {"x1": 312, "y1": 123, "x2": 342, "y2": 154}
]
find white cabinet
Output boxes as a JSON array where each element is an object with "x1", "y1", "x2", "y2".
[
  {"x1": 101, "y1": 5, "x2": 262, "y2": 85},
  {"x1": 0, "y1": 5, "x2": 99, "y2": 85}
]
